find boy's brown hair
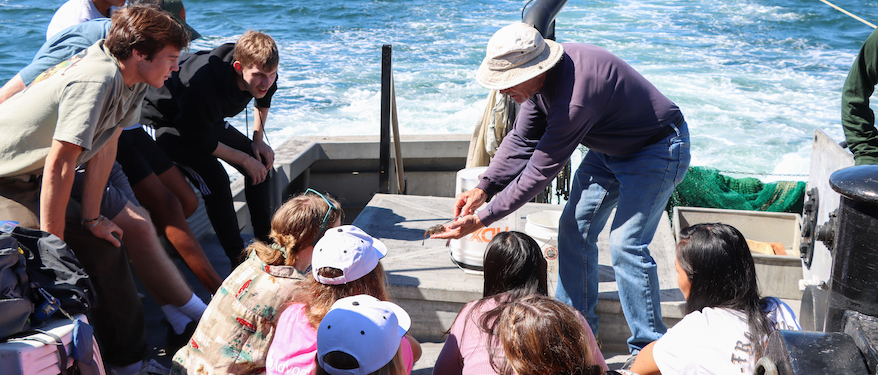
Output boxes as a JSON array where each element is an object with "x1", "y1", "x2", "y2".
[
  {"x1": 105, "y1": 4, "x2": 189, "y2": 61},
  {"x1": 233, "y1": 31, "x2": 279, "y2": 70}
]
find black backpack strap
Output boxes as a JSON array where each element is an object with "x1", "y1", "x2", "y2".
[{"x1": 7, "y1": 329, "x2": 69, "y2": 375}]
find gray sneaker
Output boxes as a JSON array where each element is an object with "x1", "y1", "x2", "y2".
[{"x1": 621, "y1": 353, "x2": 638, "y2": 370}]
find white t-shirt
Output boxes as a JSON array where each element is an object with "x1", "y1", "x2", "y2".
[
  {"x1": 652, "y1": 297, "x2": 800, "y2": 375},
  {"x1": 46, "y1": 0, "x2": 121, "y2": 40}
]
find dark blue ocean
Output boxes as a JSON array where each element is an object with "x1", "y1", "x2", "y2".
[{"x1": 2, "y1": 0, "x2": 878, "y2": 180}]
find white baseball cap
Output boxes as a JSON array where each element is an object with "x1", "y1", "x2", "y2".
[
  {"x1": 317, "y1": 295, "x2": 411, "y2": 375},
  {"x1": 311, "y1": 225, "x2": 387, "y2": 285}
]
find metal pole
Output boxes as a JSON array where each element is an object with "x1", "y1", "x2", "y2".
[
  {"x1": 379, "y1": 45, "x2": 392, "y2": 194},
  {"x1": 522, "y1": 0, "x2": 568, "y2": 39}
]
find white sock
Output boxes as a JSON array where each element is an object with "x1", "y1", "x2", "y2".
[
  {"x1": 110, "y1": 361, "x2": 141, "y2": 375},
  {"x1": 178, "y1": 293, "x2": 208, "y2": 321},
  {"x1": 161, "y1": 304, "x2": 193, "y2": 335}
]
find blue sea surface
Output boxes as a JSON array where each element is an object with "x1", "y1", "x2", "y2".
[{"x1": 2, "y1": 0, "x2": 877, "y2": 181}]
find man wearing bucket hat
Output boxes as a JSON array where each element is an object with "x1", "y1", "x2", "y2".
[
  {"x1": 433, "y1": 22, "x2": 691, "y2": 353},
  {"x1": 316, "y1": 295, "x2": 411, "y2": 375}
]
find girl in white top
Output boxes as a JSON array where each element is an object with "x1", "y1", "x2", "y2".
[{"x1": 631, "y1": 223, "x2": 800, "y2": 375}]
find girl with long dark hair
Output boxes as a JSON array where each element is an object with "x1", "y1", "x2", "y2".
[
  {"x1": 433, "y1": 231, "x2": 607, "y2": 374},
  {"x1": 631, "y1": 223, "x2": 800, "y2": 374}
]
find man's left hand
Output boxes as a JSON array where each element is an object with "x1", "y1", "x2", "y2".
[
  {"x1": 87, "y1": 217, "x2": 124, "y2": 247},
  {"x1": 430, "y1": 214, "x2": 485, "y2": 240},
  {"x1": 251, "y1": 139, "x2": 275, "y2": 171}
]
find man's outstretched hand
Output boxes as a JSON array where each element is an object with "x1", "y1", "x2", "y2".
[{"x1": 430, "y1": 214, "x2": 485, "y2": 240}]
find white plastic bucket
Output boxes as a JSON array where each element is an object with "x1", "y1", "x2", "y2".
[
  {"x1": 449, "y1": 216, "x2": 512, "y2": 273},
  {"x1": 525, "y1": 211, "x2": 562, "y2": 273},
  {"x1": 455, "y1": 166, "x2": 489, "y2": 195},
  {"x1": 525, "y1": 211, "x2": 561, "y2": 245}
]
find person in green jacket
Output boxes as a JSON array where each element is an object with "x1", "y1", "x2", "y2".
[{"x1": 842, "y1": 28, "x2": 878, "y2": 165}]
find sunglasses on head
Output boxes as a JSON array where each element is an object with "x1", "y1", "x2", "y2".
[{"x1": 306, "y1": 188, "x2": 337, "y2": 246}]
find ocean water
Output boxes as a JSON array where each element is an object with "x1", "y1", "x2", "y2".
[{"x1": 2, "y1": 0, "x2": 877, "y2": 182}]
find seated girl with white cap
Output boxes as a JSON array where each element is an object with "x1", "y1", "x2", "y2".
[
  {"x1": 266, "y1": 225, "x2": 422, "y2": 375},
  {"x1": 315, "y1": 294, "x2": 412, "y2": 375}
]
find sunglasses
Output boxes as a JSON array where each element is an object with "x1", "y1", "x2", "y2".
[{"x1": 306, "y1": 188, "x2": 337, "y2": 246}]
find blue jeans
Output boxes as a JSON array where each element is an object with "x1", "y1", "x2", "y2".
[{"x1": 555, "y1": 121, "x2": 690, "y2": 353}]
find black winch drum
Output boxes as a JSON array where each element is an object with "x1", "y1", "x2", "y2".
[{"x1": 823, "y1": 165, "x2": 878, "y2": 332}]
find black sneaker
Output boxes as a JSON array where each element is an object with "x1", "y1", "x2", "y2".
[{"x1": 165, "y1": 320, "x2": 198, "y2": 355}]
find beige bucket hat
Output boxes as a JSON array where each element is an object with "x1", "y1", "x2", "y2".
[{"x1": 476, "y1": 22, "x2": 564, "y2": 90}]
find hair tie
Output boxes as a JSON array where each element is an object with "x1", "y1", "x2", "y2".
[{"x1": 269, "y1": 241, "x2": 289, "y2": 259}]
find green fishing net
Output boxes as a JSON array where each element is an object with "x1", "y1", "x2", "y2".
[{"x1": 666, "y1": 166, "x2": 806, "y2": 221}]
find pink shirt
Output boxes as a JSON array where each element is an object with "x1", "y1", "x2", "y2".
[
  {"x1": 267, "y1": 303, "x2": 414, "y2": 375},
  {"x1": 433, "y1": 298, "x2": 608, "y2": 375}
]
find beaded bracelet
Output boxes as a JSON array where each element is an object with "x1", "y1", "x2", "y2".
[{"x1": 81, "y1": 215, "x2": 104, "y2": 229}]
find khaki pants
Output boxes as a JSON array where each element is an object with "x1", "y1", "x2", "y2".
[{"x1": 0, "y1": 178, "x2": 40, "y2": 229}]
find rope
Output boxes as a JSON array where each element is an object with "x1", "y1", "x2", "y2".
[
  {"x1": 820, "y1": 0, "x2": 876, "y2": 29},
  {"x1": 390, "y1": 75, "x2": 406, "y2": 194}
]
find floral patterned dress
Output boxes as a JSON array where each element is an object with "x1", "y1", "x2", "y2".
[{"x1": 171, "y1": 252, "x2": 307, "y2": 375}]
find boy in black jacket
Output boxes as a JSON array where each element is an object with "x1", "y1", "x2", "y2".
[{"x1": 141, "y1": 31, "x2": 278, "y2": 267}]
